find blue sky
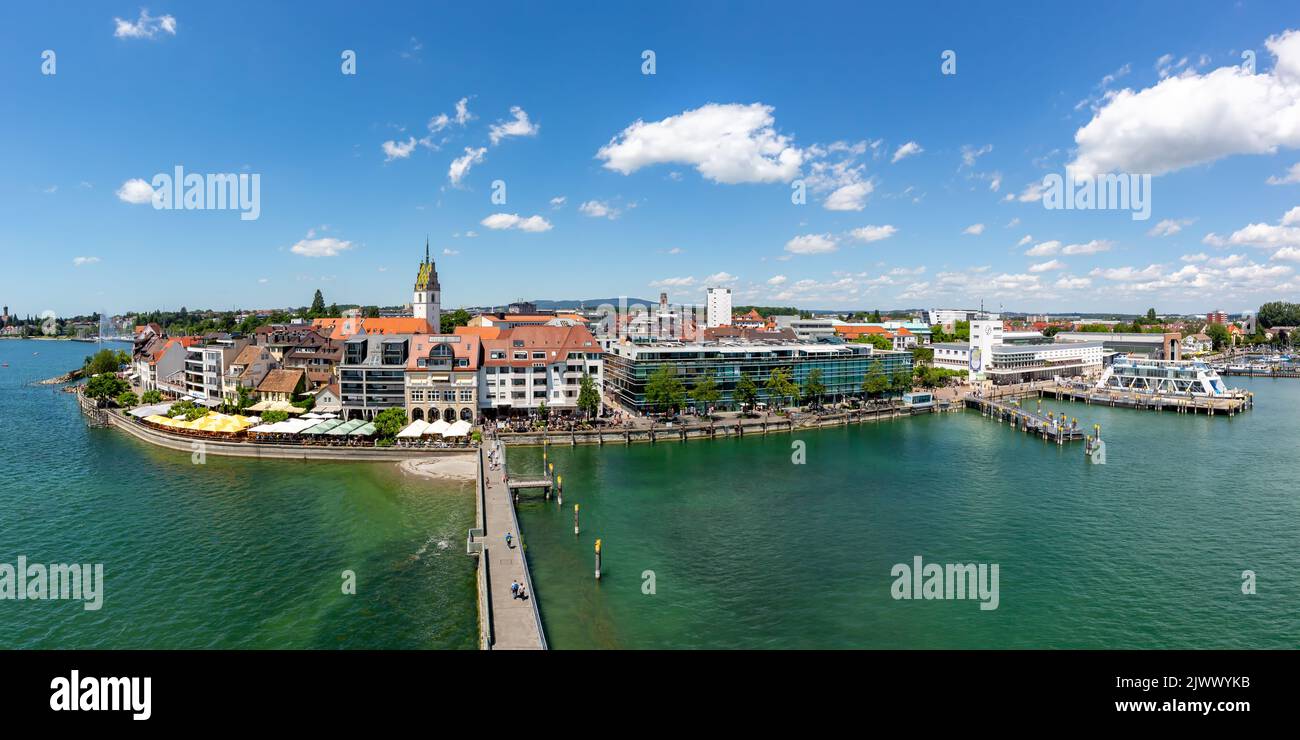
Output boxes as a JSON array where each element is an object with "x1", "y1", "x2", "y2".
[{"x1": 4, "y1": 1, "x2": 1300, "y2": 317}]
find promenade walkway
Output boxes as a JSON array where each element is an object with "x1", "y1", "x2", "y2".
[{"x1": 477, "y1": 440, "x2": 546, "y2": 650}]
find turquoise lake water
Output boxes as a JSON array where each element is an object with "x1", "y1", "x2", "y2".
[{"x1": 0, "y1": 339, "x2": 478, "y2": 649}]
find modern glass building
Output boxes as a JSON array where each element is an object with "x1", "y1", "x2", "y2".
[{"x1": 604, "y1": 340, "x2": 913, "y2": 413}]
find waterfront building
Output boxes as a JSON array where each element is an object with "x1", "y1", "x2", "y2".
[
  {"x1": 312, "y1": 383, "x2": 343, "y2": 414},
  {"x1": 221, "y1": 344, "x2": 276, "y2": 402},
  {"x1": 413, "y1": 241, "x2": 442, "y2": 333},
  {"x1": 338, "y1": 333, "x2": 417, "y2": 420},
  {"x1": 981, "y1": 341, "x2": 1104, "y2": 383},
  {"x1": 1094, "y1": 356, "x2": 1230, "y2": 397},
  {"x1": 184, "y1": 335, "x2": 249, "y2": 402},
  {"x1": 311, "y1": 316, "x2": 431, "y2": 341},
  {"x1": 254, "y1": 323, "x2": 324, "y2": 361},
  {"x1": 281, "y1": 331, "x2": 343, "y2": 379},
  {"x1": 603, "y1": 339, "x2": 913, "y2": 414},
  {"x1": 136, "y1": 337, "x2": 194, "y2": 393},
  {"x1": 478, "y1": 325, "x2": 604, "y2": 418},
  {"x1": 404, "y1": 329, "x2": 483, "y2": 423},
  {"x1": 256, "y1": 368, "x2": 306, "y2": 403},
  {"x1": 705, "y1": 287, "x2": 732, "y2": 328},
  {"x1": 1052, "y1": 331, "x2": 1181, "y2": 360}
]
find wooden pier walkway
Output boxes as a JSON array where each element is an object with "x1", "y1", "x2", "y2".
[
  {"x1": 964, "y1": 395, "x2": 1087, "y2": 444},
  {"x1": 467, "y1": 441, "x2": 547, "y2": 650}
]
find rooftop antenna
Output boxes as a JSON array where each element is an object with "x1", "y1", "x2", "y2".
[{"x1": 425, "y1": 236, "x2": 430, "y2": 263}]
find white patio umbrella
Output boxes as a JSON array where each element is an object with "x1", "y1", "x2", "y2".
[{"x1": 442, "y1": 419, "x2": 472, "y2": 437}]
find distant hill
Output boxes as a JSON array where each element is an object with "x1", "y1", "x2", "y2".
[{"x1": 529, "y1": 298, "x2": 659, "y2": 310}]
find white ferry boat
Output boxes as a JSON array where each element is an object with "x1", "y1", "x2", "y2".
[{"x1": 1094, "y1": 354, "x2": 1230, "y2": 397}]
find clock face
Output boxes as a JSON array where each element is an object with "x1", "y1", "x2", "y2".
[{"x1": 969, "y1": 348, "x2": 982, "y2": 371}]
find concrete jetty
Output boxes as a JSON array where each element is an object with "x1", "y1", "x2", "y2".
[
  {"x1": 1039, "y1": 382, "x2": 1253, "y2": 416},
  {"x1": 467, "y1": 441, "x2": 547, "y2": 650}
]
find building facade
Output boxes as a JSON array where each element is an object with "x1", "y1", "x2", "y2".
[
  {"x1": 405, "y1": 332, "x2": 481, "y2": 423},
  {"x1": 604, "y1": 340, "x2": 912, "y2": 414},
  {"x1": 184, "y1": 336, "x2": 249, "y2": 401},
  {"x1": 705, "y1": 287, "x2": 732, "y2": 328},
  {"x1": 478, "y1": 325, "x2": 604, "y2": 418},
  {"x1": 413, "y1": 241, "x2": 441, "y2": 332},
  {"x1": 339, "y1": 333, "x2": 415, "y2": 420}
]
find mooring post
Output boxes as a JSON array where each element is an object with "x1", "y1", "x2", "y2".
[
  {"x1": 573, "y1": 503, "x2": 580, "y2": 536},
  {"x1": 594, "y1": 538, "x2": 602, "y2": 580},
  {"x1": 556, "y1": 474, "x2": 563, "y2": 506}
]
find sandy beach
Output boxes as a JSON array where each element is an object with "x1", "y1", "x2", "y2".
[{"x1": 398, "y1": 455, "x2": 477, "y2": 481}]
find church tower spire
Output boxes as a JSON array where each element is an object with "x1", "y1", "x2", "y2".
[{"x1": 413, "y1": 239, "x2": 441, "y2": 332}]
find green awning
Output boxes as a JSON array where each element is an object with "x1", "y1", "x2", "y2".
[
  {"x1": 348, "y1": 422, "x2": 377, "y2": 436},
  {"x1": 300, "y1": 418, "x2": 345, "y2": 435},
  {"x1": 326, "y1": 419, "x2": 367, "y2": 436}
]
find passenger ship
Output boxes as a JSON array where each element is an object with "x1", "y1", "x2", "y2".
[{"x1": 1093, "y1": 354, "x2": 1230, "y2": 397}]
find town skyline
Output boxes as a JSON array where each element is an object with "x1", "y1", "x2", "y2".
[{"x1": 5, "y1": 3, "x2": 1300, "y2": 316}]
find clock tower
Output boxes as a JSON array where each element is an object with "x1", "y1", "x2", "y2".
[{"x1": 413, "y1": 238, "x2": 441, "y2": 332}]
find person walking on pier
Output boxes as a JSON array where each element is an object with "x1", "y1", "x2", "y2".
[
  {"x1": 505, "y1": 531, "x2": 514, "y2": 549},
  {"x1": 511, "y1": 579, "x2": 520, "y2": 599}
]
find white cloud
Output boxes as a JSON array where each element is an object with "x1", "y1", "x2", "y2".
[
  {"x1": 1029, "y1": 259, "x2": 1066, "y2": 273},
  {"x1": 442, "y1": 248, "x2": 460, "y2": 256},
  {"x1": 596, "y1": 103, "x2": 803, "y2": 184},
  {"x1": 455, "y1": 98, "x2": 472, "y2": 125},
  {"x1": 480, "y1": 213, "x2": 553, "y2": 232},
  {"x1": 382, "y1": 137, "x2": 418, "y2": 161},
  {"x1": 549, "y1": 196, "x2": 567, "y2": 208},
  {"x1": 488, "y1": 106, "x2": 539, "y2": 145},
  {"x1": 1061, "y1": 239, "x2": 1113, "y2": 255},
  {"x1": 823, "y1": 181, "x2": 873, "y2": 211},
  {"x1": 1181, "y1": 252, "x2": 1209, "y2": 262},
  {"x1": 113, "y1": 9, "x2": 176, "y2": 39},
  {"x1": 650, "y1": 276, "x2": 696, "y2": 288},
  {"x1": 1090, "y1": 264, "x2": 1164, "y2": 281},
  {"x1": 1267, "y1": 162, "x2": 1300, "y2": 185},
  {"x1": 963, "y1": 223, "x2": 985, "y2": 235},
  {"x1": 579, "y1": 200, "x2": 621, "y2": 219},
  {"x1": 767, "y1": 275, "x2": 788, "y2": 286},
  {"x1": 1055, "y1": 275, "x2": 1092, "y2": 290},
  {"x1": 1017, "y1": 235, "x2": 1034, "y2": 247},
  {"x1": 1007, "y1": 180, "x2": 1046, "y2": 203},
  {"x1": 784, "y1": 233, "x2": 838, "y2": 255},
  {"x1": 448, "y1": 146, "x2": 487, "y2": 185},
  {"x1": 72, "y1": 256, "x2": 100, "y2": 266},
  {"x1": 1070, "y1": 29, "x2": 1300, "y2": 177},
  {"x1": 704, "y1": 271, "x2": 738, "y2": 284},
  {"x1": 1025, "y1": 240, "x2": 1060, "y2": 256},
  {"x1": 849, "y1": 224, "x2": 897, "y2": 243},
  {"x1": 1272, "y1": 246, "x2": 1300, "y2": 261},
  {"x1": 1147, "y1": 218, "x2": 1195, "y2": 237},
  {"x1": 290, "y1": 232, "x2": 354, "y2": 257},
  {"x1": 115, "y1": 178, "x2": 155, "y2": 204},
  {"x1": 960, "y1": 144, "x2": 993, "y2": 168},
  {"x1": 892, "y1": 141, "x2": 923, "y2": 163},
  {"x1": 1206, "y1": 206, "x2": 1300, "y2": 249}
]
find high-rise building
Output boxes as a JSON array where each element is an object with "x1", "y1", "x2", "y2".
[
  {"x1": 413, "y1": 239, "x2": 441, "y2": 333},
  {"x1": 705, "y1": 287, "x2": 732, "y2": 328},
  {"x1": 1207, "y1": 310, "x2": 1228, "y2": 325}
]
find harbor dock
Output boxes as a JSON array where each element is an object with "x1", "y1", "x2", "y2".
[
  {"x1": 1039, "y1": 382, "x2": 1253, "y2": 416},
  {"x1": 965, "y1": 395, "x2": 1087, "y2": 444},
  {"x1": 467, "y1": 441, "x2": 547, "y2": 650}
]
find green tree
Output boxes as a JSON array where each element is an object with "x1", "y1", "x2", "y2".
[
  {"x1": 861, "y1": 360, "x2": 888, "y2": 398},
  {"x1": 689, "y1": 371, "x2": 721, "y2": 415},
  {"x1": 890, "y1": 369, "x2": 913, "y2": 397},
  {"x1": 911, "y1": 346, "x2": 934, "y2": 365},
  {"x1": 1205, "y1": 323, "x2": 1230, "y2": 350},
  {"x1": 1257, "y1": 301, "x2": 1300, "y2": 329},
  {"x1": 260, "y1": 409, "x2": 289, "y2": 424},
  {"x1": 83, "y1": 348, "x2": 128, "y2": 375},
  {"x1": 1146, "y1": 307, "x2": 1157, "y2": 322},
  {"x1": 85, "y1": 373, "x2": 129, "y2": 400},
  {"x1": 735, "y1": 372, "x2": 759, "y2": 413},
  {"x1": 310, "y1": 289, "x2": 326, "y2": 317},
  {"x1": 801, "y1": 368, "x2": 826, "y2": 407},
  {"x1": 115, "y1": 391, "x2": 139, "y2": 408},
  {"x1": 440, "y1": 308, "x2": 473, "y2": 333},
  {"x1": 235, "y1": 384, "x2": 255, "y2": 411},
  {"x1": 852, "y1": 334, "x2": 893, "y2": 351},
  {"x1": 577, "y1": 373, "x2": 601, "y2": 419},
  {"x1": 644, "y1": 365, "x2": 686, "y2": 415},
  {"x1": 870, "y1": 309, "x2": 882, "y2": 322},
  {"x1": 373, "y1": 407, "x2": 408, "y2": 440},
  {"x1": 141, "y1": 389, "x2": 163, "y2": 404},
  {"x1": 764, "y1": 367, "x2": 798, "y2": 409}
]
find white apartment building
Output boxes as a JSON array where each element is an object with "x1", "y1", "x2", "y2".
[{"x1": 705, "y1": 287, "x2": 732, "y2": 328}]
